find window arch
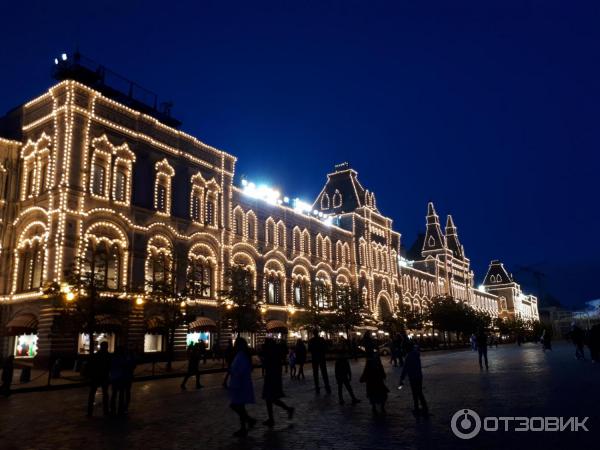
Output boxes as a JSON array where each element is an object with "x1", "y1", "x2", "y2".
[
  {"x1": 302, "y1": 229, "x2": 310, "y2": 255},
  {"x1": 314, "y1": 275, "x2": 331, "y2": 309},
  {"x1": 293, "y1": 227, "x2": 302, "y2": 253},
  {"x1": 190, "y1": 173, "x2": 206, "y2": 223},
  {"x1": 233, "y1": 207, "x2": 245, "y2": 236},
  {"x1": 266, "y1": 272, "x2": 282, "y2": 305},
  {"x1": 321, "y1": 193, "x2": 330, "y2": 209},
  {"x1": 145, "y1": 236, "x2": 173, "y2": 288},
  {"x1": 84, "y1": 240, "x2": 122, "y2": 290},
  {"x1": 246, "y1": 211, "x2": 257, "y2": 240},
  {"x1": 89, "y1": 135, "x2": 135, "y2": 204},
  {"x1": 188, "y1": 244, "x2": 217, "y2": 298},
  {"x1": 20, "y1": 134, "x2": 51, "y2": 200},
  {"x1": 276, "y1": 221, "x2": 286, "y2": 248},
  {"x1": 204, "y1": 179, "x2": 220, "y2": 227},
  {"x1": 14, "y1": 224, "x2": 47, "y2": 293},
  {"x1": 293, "y1": 277, "x2": 309, "y2": 306},
  {"x1": 265, "y1": 218, "x2": 276, "y2": 246},
  {"x1": 154, "y1": 159, "x2": 175, "y2": 215},
  {"x1": 332, "y1": 189, "x2": 342, "y2": 208}
]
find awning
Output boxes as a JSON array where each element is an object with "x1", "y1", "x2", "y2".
[
  {"x1": 189, "y1": 317, "x2": 217, "y2": 332},
  {"x1": 145, "y1": 316, "x2": 165, "y2": 333},
  {"x1": 5, "y1": 313, "x2": 38, "y2": 335},
  {"x1": 266, "y1": 320, "x2": 288, "y2": 332}
]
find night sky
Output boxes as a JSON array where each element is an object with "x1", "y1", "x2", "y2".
[{"x1": 2, "y1": 1, "x2": 599, "y2": 308}]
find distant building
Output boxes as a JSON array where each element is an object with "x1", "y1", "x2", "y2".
[{"x1": 0, "y1": 60, "x2": 538, "y2": 364}]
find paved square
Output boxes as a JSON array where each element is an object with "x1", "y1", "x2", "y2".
[{"x1": 0, "y1": 342, "x2": 597, "y2": 449}]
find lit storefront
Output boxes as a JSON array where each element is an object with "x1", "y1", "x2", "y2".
[
  {"x1": 5, "y1": 313, "x2": 39, "y2": 358},
  {"x1": 15, "y1": 334, "x2": 38, "y2": 358},
  {"x1": 78, "y1": 333, "x2": 115, "y2": 354},
  {"x1": 187, "y1": 317, "x2": 217, "y2": 348}
]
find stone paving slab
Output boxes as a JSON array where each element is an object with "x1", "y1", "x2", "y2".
[{"x1": 0, "y1": 342, "x2": 597, "y2": 450}]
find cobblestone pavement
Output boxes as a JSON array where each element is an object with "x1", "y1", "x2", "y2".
[{"x1": 0, "y1": 342, "x2": 598, "y2": 450}]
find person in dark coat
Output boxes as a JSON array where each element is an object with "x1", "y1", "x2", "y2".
[
  {"x1": 123, "y1": 349, "x2": 136, "y2": 413},
  {"x1": 307, "y1": 330, "x2": 331, "y2": 394},
  {"x1": 110, "y1": 346, "x2": 128, "y2": 415},
  {"x1": 541, "y1": 328, "x2": 553, "y2": 352},
  {"x1": 86, "y1": 341, "x2": 111, "y2": 416},
  {"x1": 222, "y1": 339, "x2": 235, "y2": 388},
  {"x1": 362, "y1": 332, "x2": 376, "y2": 358},
  {"x1": 399, "y1": 344, "x2": 428, "y2": 416},
  {"x1": 360, "y1": 356, "x2": 388, "y2": 414},
  {"x1": 181, "y1": 343, "x2": 202, "y2": 389},
  {"x1": 294, "y1": 339, "x2": 307, "y2": 380},
  {"x1": 261, "y1": 338, "x2": 295, "y2": 427},
  {"x1": 476, "y1": 328, "x2": 489, "y2": 370},
  {"x1": 229, "y1": 337, "x2": 257, "y2": 437},
  {"x1": 1, "y1": 355, "x2": 15, "y2": 397},
  {"x1": 571, "y1": 323, "x2": 586, "y2": 360},
  {"x1": 335, "y1": 355, "x2": 360, "y2": 405}
]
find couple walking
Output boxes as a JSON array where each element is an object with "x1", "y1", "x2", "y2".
[{"x1": 228, "y1": 337, "x2": 294, "y2": 437}]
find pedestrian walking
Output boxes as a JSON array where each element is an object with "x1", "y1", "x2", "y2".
[
  {"x1": 335, "y1": 354, "x2": 360, "y2": 405},
  {"x1": 308, "y1": 330, "x2": 331, "y2": 394},
  {"x1": 229, "y1": 337, "x2": 257, "y2": 437},
  {"x1": 570, "y1": 323, "x2": 586, "y2": 360},
  {"x1": 360, "y1": 356, "x2": 388, "y2": 415},
  {"x1": 589, "y1": 324, "x2": 600, "y2": 363},
  {"x1": 476, "y1": 328, "x2": 489, "y2": 370},
  {"x1": 295, "y1": 339, "x2": 306, "y2": 380},
  {"x1": 541, "y1": 328, "x2": 553, "y2": 352},
  {"x1": 181, "y1": 343, "x2": 202, "y2": 389},
  {"x1": 391, "y1": 335, "x2": 402, "y2": 367},
  {"x1": 470, "y1": 334, "x2": 477, "y2": 351},
  {"x1": 110, "y1": 346, "x2": 128, "y2": 416},
  {"x1": 86, "y1": 341, "x2": 111, "y2": 417},
  {"x1": 222, "y1": 339, "x2": 235, "y2": 388},
  {"x1": 399, "y1": 344, "x2": 428, "y2": 416},
  {"x1": 288, "y1": 348, "x2": 297, "y2": 379},
  {"x1": 261, "y1": 338, "x2": 295, "y2": 427},
  {"x1": 1, "y1": 355, "x2": 15, "y2": 397},
  {"x1": 198, "y1": 339, "x2": 208, "y2": 365},
  {"x1": 123, "y1": 348, "x2": 136, "y2": 413}
]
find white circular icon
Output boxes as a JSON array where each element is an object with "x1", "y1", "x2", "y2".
[{"x1": 451, "y1": 409, "x2": 482, "y2": 440}]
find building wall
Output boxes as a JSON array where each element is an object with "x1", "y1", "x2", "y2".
[{"x1": 0, "y1": 80, "x2": 538, "y2": 363}]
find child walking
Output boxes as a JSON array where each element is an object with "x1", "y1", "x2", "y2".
[{"x1": 335, "y1": 355, "x2": 360, "y2": 405}]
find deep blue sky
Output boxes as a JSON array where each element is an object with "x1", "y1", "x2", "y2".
[{"x1": 2, "y1": 1, "x2": 599, "y2": 308}]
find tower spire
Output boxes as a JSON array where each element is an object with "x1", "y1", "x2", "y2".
[
  {"x1": 422, "y1": 202, "x2": 446, "y2": 256},
  {"x1": 445, "y1": 214, "x2": 464, "y2": 259}
]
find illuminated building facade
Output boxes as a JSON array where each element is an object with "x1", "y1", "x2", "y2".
[{"x1": 0, "y1": 73, "x2": 538, "y2": 364}]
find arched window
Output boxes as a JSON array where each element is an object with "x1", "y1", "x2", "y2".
[
  {"x1": 85, "y1": 241, "x2": 121, "y2": 290},
  {"x1": 332, "y1": 189, "x2": 342, "y2": 208},
  {"x1": 17, "y1": 240, "x2": 44, "y2": 292},
  {"x1": 293, "y1": 228, "x2": 301, "y2": 252},
  {"x1": 266, "y1": 274, "x2": 281, "y2": 305},
  {"x1": 113, "y1": 166, "x2": 127, "y2": 203},
  {"x1": 293, "y1": 279, "x2": 308, "y2": 306},
  {"x1": 302, "y1": 230, "x2": 310, "y2": 254},
  {"x1": 154, "y1": 159, "x2": 174, "y2": 215},
  {"x1": 92, "y1": 161, "x2": 106, "y2": 196},
  {"x1": 191, "y1": 194, "x2": 201, "y2": 222},
  {"x1": 277, "y1": 222, "x2": 286, "y2": 248},
  {"x1": 247, "y1": 212, "x2": 256, "y2": 240},
  {"x1": 315, "y1": 278, "x2": 329, "y2": 309},
  {"x1": 205, "y1": 200, "x2": 215, "y2": 226},
  {"x1": 234, "y1": 209, "x2": 244, "y2": 236},
  {"x1": 156, "y1": 184, "x2": 167, "y2": 212},
  {"x1": 39, "y1": 159, "x2": 48, "y2": 193},
  {"x1": 321, "y1": 193, "x2": 330, "y2": 209},
  {"x1": 189, "y1": 259, "x2": 213, "y2": 298},
  {"x1": 266, "y1": 219, "x2": 275, "y2": 246}
]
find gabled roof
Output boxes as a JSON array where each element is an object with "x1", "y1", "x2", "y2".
[
  {"x1": 312, "y1": 163, "x2": 377, "y2": 214},
  {"x1": 445, "y1": 214, "x2": 465, "y2": 259},
  {"x1": 422, "y1": 202, "x2": 446, "y2": 255},
  {"x1": 483, "y1": 260, "x2": 514, "y2": 285}
]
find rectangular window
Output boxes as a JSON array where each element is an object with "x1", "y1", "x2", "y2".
[
  {"x1": 14, "y1": 334, "x2": 38, "y2": 358},
  {"x1": 144, "y1": 334, "x2": 163, "y2": 353},
  {"x1": 157, "y1": 184, "x2": 167, "y2": 212},
  {"x1": 78, "y1": 333, "x2": 115, "y2": 354},
  {"x1": 192, "y1": 195, "x2": 201, "y2": 221},
  {"x1": 92, "y1": 163, "x2": 106, "y2": 196},
  {"x1": 114, "y1": 170, "x2": 126, "y2": 202},
  {"x1": 205, "y1": 201, "x2": 214, "y2": 225}
]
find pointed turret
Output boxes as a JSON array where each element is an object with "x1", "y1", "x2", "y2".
[
  {"x1": 445, "y1": 214, "x2": 464, "y2": 259},
  {"x1": 482, "y1": 260, "x2": 514, "y2": 286},
  {"x1": 421, "y1": 202, "x2": 446, "y2": 256}
]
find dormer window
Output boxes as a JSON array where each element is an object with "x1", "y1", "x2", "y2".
[
  {"x1": 321, "y1": 193, "x2": 330, "y2": 209},
  {"x1": 428, "y1": 236, "x2": 435, "y2": 247},
  {"x1": 333, "y1": 189, "x2": 342, "y2": 208}
]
